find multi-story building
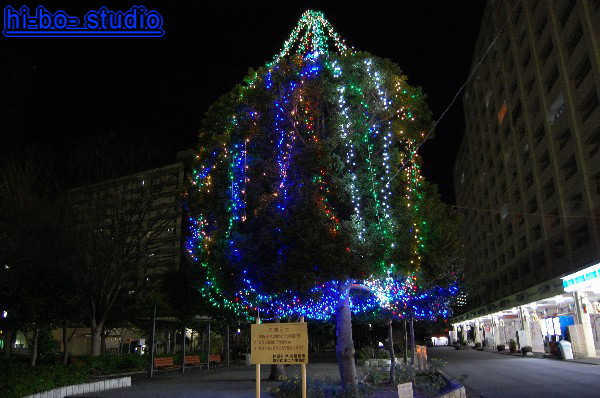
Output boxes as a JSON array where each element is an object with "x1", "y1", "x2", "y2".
[
  {"x1": 53, "y1": 151, "x2": 194, "y2": 355},
  {"x1": 68, "y1": 158, "x2": 187, "y2": 289},
  {"x1": 452, "y1": 1, "x2": 600, "y2": 355}
]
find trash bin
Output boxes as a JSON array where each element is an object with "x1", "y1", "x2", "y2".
[{"x1": 558, "y1": 340, "x2": 573, "y2": 360}]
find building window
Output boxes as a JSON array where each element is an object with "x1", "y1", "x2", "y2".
[
  {"x1": 525, "y1": 171, "x2": 534, "y2": 187},
  {"x1": 539, "y1": 151, "x2": 550, "y2": 171},
  {"x1": 573, "y1": 56, "x2": 591, "y2": 89},
  {"x1": 527, "y1": 197, "x2": 537, "y2": 214},
  {"x1": 588, "y1": 127, "x2": 600, "y2": 157},
  {"x1": 547, "y1": 209, "x2": 560, "y2": 229},
  {"x1": 532, "y1": 224, "x2": 542, "y2": 241},
  {"x1": 485, "y1": 90, "x2": 492, "y2": 107},
  {"x1": 534, "y1": 125, "x2": 545, "y2": 145},
  {"x1": 540, "y1": 39, "x2": 553, "y2": 64},
  {"x1": 547, "y1": 92, "x2": 565, "y2": 125},
  {"x1": 573, "y1": 225, "x2": 590, "y2": 248},
  {"x1": 559, "y1": 1, "x2": 576, "y2": 28},
  {"x1": 518, "y1": 236, "x2": 527, "y2": 251},
  {"x1": 498, "y1": 101, "x2": 508, "y2": 124},
  {"x1": 520, "y1": 259, "x2": 531, "y2": 275},
  {"x1": 568, "y1": 192, "x2": 583, "y2": 214},
  {"x1": 535, "y1": 16, "x2": 547, "y2": 38},
  {"x1": 542, "y1": 179, "x2": 555, "y2": 200},
  {"x1": 562, "y1": 156, "x2": 577, "y2": 181},
  {"x1": 581, "y1": 88, "x2": 599, "y2": 122},
  {"x1": 556, "y1": 128, "x2": 571, "y2": 150},
  {"x1": 567, "y1": 25, "x2": 583, "y2": 56},
  {"x1": 512, "y1": 101, "x2": 522, "y2": 123},
  {"x1": 551, "y1": 240, "x2": 565, "y2": 258},
  {"x1": 545, "y1": 65, "x2": 559, "y2": 92},
  {"x1": 594, "y1": 172, "x2": 600, "y2": 196}
]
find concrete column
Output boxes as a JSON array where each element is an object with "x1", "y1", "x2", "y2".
[
  {"x1": 573, "y1": 291, "x2": 597, "y2": 357},
  {"x1": 474, "y1": 320, "x2": 483, "y2": 345},
  {"x1": 492, "y1": 317, "x2": 503, "y2": 346},
  {"x1": 518, "y1": 306, "x2": 532, "y2": 349}
]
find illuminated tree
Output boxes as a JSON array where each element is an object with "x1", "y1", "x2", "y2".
[{"x1": 187, "y1": 10, "x2": 444, "y2": 389}]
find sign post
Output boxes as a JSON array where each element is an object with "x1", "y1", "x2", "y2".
[
  {"x1": 255, "y1": 316, "x2": 260, "y2": 398},
  {"x1": 251, "y1": 319, "x2": 308, "y2": 398},
  {"x1": 299, "y1": 316, "x2": 306, "y2": 398}
]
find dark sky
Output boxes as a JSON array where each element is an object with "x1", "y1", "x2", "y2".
[{"x1": 0, "y1": 0, "x2": 484, "y2": 203}]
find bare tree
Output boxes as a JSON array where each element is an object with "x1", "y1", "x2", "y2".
[{"x1": 66, "y1": 171, "x2": 179, "y2": 356}]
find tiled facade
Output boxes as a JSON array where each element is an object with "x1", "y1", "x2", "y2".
[{"x1": 455, "y1": 0, "x2": 600, "y2": 311}]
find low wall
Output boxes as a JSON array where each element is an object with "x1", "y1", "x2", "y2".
[
  {"x1": 24, "y1": 376, "x2": 131, "y2": 398},
  {"x1": 437, "y1": 370, "x2": 466, "y2": 398}
]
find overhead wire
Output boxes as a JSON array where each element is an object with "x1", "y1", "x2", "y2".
[{"x1": 385, "y1": 0, "x2": 521, "y2": 188}]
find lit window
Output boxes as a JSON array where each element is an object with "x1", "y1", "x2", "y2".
[{"x1": 498, "y1": 101, "x2": 507, "y2": 124}]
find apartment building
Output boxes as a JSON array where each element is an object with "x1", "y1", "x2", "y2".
[{"x1": 454, "y1": 0, "x2": 600, "y2": 314}]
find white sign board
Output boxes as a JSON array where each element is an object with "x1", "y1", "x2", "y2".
[{"x1": 397, "y1": 382, "x2": 413, "y2": 398}]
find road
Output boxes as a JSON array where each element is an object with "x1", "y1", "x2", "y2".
[{"x1": 429, "y1": 346, "x2": 600, "y2": 398}]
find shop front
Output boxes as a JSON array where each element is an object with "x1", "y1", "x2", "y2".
[{"x1": 452, "y1": 261, "x2": 600, "y2": 358}]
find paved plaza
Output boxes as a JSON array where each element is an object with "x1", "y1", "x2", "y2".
[{"x1": 74, "y1": 363, "x2": 346, "y2": 398}]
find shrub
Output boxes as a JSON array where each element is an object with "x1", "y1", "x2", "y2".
[
  {"x1": 75, "y1": 354, "x2": 147, "y2": 375},
  {"x1": 269, "y1": 376, "x2": 374, "y2": 398},
  {"x1": 521, "y1": 346, "x2": 533, "y2": 355},
  {"x1": 497, "y1": 344, "x2": 505, "y2": 351},
  {"x1": 0, "y1": 363, "x2": 88, "y2": 398},
  {"x1": 412, "y1": 359, "x2": 447, "y2": 398},
  {"x1": 375, "y1": 349, "x2": 390, "y2": 359}
]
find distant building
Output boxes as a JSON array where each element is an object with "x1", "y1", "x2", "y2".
[
  {"x1": 452, "y1": 1, "x2": 600, "y2": 356},
  {"x1": 68, "y1": 157, "x2": 189, "y2": 289},
  {"x1": 54, "y1": 151, "x2": 194, "y2": 356}
]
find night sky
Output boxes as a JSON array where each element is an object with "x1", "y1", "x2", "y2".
[{"x1": 0, "y1": 0, "x2": 485, "y2": 203}]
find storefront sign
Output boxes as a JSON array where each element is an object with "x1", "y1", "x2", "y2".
[
  {"x1": 562, "y1": 262, "x2": 600, "y2": 292},
  {"x1": 251, "y1": 323, "x2": 308, "y2": 364}
]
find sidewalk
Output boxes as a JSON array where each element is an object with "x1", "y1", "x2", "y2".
[{"x1": 487, "y1": 347, "x2": 600, "y2": 365}]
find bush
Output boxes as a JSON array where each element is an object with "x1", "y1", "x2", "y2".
[
  {"x1": 269, "y1": 376, "x2": 374, "y2": 398},
  {"x1": 521, "y1": 346, "x2": 532, "y2": 355},
  {"x1": 74, "y1": 354, "x2": 147, "y2": 375},
  {"x1": 374, "y1": 349, "x2": 390, "y2": 359},
  {"x1": 0, "y1": 362, "x2": 88, "y2": 398},
  {"x1": 413, "y1": 359, "x2": 448, "y2": 398},
  {"x1": 497, "y1": 344, "x2": 505, "y2": 351}
]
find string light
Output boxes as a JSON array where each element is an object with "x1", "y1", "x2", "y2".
[{"x1": 186, "y1": 10, "x2": 460, "y2": 322}]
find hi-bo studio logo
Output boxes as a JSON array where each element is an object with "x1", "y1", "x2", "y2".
[{"x1": 3, "y1": 5, "x2": 165, "y2": 37}]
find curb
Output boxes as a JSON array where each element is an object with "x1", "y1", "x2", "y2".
[
  {"x1": 24, "y1": 376, "x2": 131, "y2": 398},
  {"x1": 437, "y1": 369, "x2": 467, "y2": 398}
]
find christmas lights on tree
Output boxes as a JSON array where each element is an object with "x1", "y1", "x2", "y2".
[{"x1": 187, "y1": 10, "x2": 460, "y2": 323}]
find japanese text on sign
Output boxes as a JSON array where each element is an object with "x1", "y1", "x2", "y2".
[{"x1": 251, "y1": 323, "x2": 308, "y2": 364}]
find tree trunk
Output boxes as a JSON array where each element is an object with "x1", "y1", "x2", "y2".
[
  {"x1": 181, "y1": 325, "x2": 186, "y2": 374},
  {"x1": 101, "y1": 328, "x2": 107, "y2": 355},
  {"x1": 3, "y1": 330, "x2": 13, "y2": 358},
  {"x1": 91, "y1": 325, "x2": 102, "y2": 356},
  {"x1": 62, "y1": 321, "x2": 69, "y2": 365},
  {"x1": 335, "y1": 285, "x2": 357, "y2": 393},
  {"x1": 410, "y1": 317, "x2": 415, "y2": 366},
  {"x1": 29, "y1": 328, "x2": 39, "y2": 367},
  {"x1": 387, "y1": 319, "x2": 395, "y2": 383},
  {"x1": 403, "y1": 319, "x2": 408, "y2": 365},
  {"x1": 268, "y1": 317, "x2": 287, "y2": 381}
]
